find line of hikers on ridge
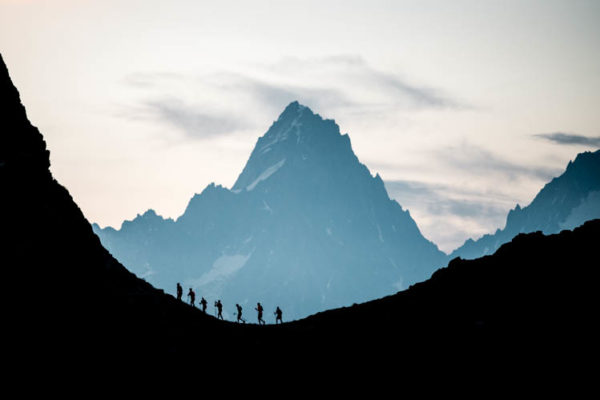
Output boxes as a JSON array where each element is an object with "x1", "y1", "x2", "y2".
[{"x1": 176, "y1": 283, "x2": 283, "y2": 325}]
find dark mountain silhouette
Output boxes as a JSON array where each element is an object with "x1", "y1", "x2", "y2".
[
  {"x1": 93, "y1": 101, "x2": 447, "y2": 319},
  {"x1": 2, "y1": 54, "x2": 596, "y2": 371},
  {"x1": 451, "y1": 149, "x2": 600, "y2": 260},
  {"x1": 0, "y1": 53, "x2": 224, "y2": 361}
]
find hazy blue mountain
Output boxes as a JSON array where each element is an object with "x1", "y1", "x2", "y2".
[
  {"x1": 94, "y1": 101, "x2": 447, "y2": 320},
  {"x1": 451, "y1": 149, "x2": 600, "y2": 260}
]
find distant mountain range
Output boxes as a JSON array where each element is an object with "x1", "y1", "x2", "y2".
[
  {"x1": 93, "y1": 102, "x2": 600, "y2": 321},
  {"x1": 451, "y1": 149, "x2": 600, "y2": 260},
  {"x1": 94, "y1": 101, "x2": 447, "y2": 319},
  {"x1": 2, "y1": 53, "x2": 598, "y2": 371}
]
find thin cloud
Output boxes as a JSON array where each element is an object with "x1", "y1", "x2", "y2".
[
  {"x1": 129, "y1": 98, "x2": 246, "y2": 139},
  {"x1": 122, "y1": 72, "x2": 185, "y2": 88},
  {"x1": 119, "y1": 70, "x2": 354, "y2": 134},
  {"x1": 117, "y1": 55, "x2": 467, "y2": 139},
  {"x1": 385, "y1": 180, "x2": 510, "y2": 219},
  {"x1": 384, "y1": 179, "x2": 513, "y2": 253},
  {"x1": 218, "y1": 74, "x2": 355, "y2": 113},
  {"x1": 534, "y1": 132, "x2": 600, "y2": 147},
  {"x1": 372, "y1": 69, "x2": 458, "y2": 108},
  {"x1": 440, "y1": 145, "x2": 561, "y2": 181},
  {"x1": 268, "y1": 55, "x2": 465, "y2": 109}
]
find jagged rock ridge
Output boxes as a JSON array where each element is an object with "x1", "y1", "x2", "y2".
[{"x1": 451, "y1": 149, "x2": 600, "y2": 260}]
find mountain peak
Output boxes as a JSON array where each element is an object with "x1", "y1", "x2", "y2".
[
  {"x1": 566, "y1": 149, "x2": 599, "y2": 173},
  {"x1": 267, "y1": 101, "x2": 339, "y2": 138},
  {"x1": 93, "y1": 95, "x2": 446, "y2": 319},
  {"x1": 278, "y1": 100, "x2": 307, "y2": 119},
  {"x1": 264, "y1": 101, "x2": 331, "y2": 142},
  {"x1": 451, "y1": 148, "x2": 600, "y2": 260},
  {"x1": 231, "y1": 102, "x2": 349, "y2": 192}
]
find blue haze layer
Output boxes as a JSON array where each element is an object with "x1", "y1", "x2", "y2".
[
  {"x1": 94, "y1": 102, "x2": 447, "y2": 320},
  {"x1": 94, "y1": 101, "x2": 600, "y2": 320}
]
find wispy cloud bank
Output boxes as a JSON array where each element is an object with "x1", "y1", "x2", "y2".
[
  {"x1": 385, "y1": 179, "x2": 513, "y2": 253},
  {"x1": 369, "y1": 68, "x2": 458, "y2": 108},
  {"x1": 440, "y1": 144, "x2": 560, "y2": 181},
  {"x1": 534, "y1": 132, "x2": 600, "y2": 147},
  {"x1": 117, "y1": 54, "x2": 466, "y2": 140},
  {"x1": 386, "y1": 180, "x2": 510, "y2": 219},
  {"x1": 214, "y1": 72, "x2": 355, "y2": 114},
  {"x1": 267, "y1": 55, "x2": 465, "y2": 109},
  {"x1": 142, "y1": 98, "x2": 245, "y2": 139},
  {"x1": 119, "y1": 69, "x2": 355, "y2": 138}
]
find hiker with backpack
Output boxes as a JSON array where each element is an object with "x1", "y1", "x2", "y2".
[
  {"x1": 215, "y1": 300, "x2": 224, "y2": 320},
  {"x1": 188, "y1": 288, "x2": 195, "y2": 307},
  {"x1": 176, "y1": 283, "x2": 183, "y2": 301},
  {"x1": 235, "y1": 304, "x2": 245, "y2": 323},
  {"x1": 255, "y1": 302, "x2": 265, "y2": 325},
  {"x1": 275, "y1": 306, "x2": 283, "y2": 324},
  {"x1": 200, "y1": 297, "x2": 207, "y2": 313}
]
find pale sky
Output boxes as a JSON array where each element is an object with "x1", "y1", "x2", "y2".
[{"x1": 1, "y1": 0, "x2": 599, "y2": 252}]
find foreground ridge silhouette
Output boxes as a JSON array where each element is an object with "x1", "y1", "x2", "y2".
[{"x1": 1, "y1": 53, "x2": 598, "y2": 371}]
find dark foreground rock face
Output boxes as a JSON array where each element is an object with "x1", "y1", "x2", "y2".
[
  {"x1": 1, "y1": 53, "x2": 597, "y2": 370},
  {"x1": 0, "y1": 53, "x2": 230, "y2": 361}
]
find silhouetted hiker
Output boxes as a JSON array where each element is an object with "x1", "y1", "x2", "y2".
[
  {"x1": 176, "y1": 283, "x2": 183, "y2": 301},
  {"x1": 275, "y1": 306, "x2": 283, "y2": 324},
  {"x1": 200, "y1": 297, "x2": 207, "y2": 313},
  {"x1": 255, "y1": 302, "x2": 265, "y2": 325},
  {"x1": 188, "y1": 288, "x2": 195, "y2": 307},
  {"x1": 215, "y1": 300, "x2": 224, "y2": 320},
  {"x1": 235, "y1": 304, "x2": 245, "y2": 323}
]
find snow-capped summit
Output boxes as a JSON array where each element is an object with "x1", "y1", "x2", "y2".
[
  {"x1": 232, "y1": 101, "x2": 352, "y2": 192},
  {"x1": 94, "y1": 102, "x2": 448, "y2": 320}
]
